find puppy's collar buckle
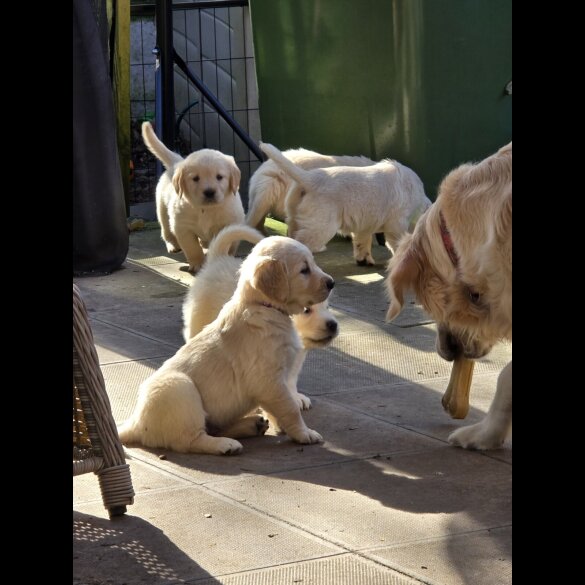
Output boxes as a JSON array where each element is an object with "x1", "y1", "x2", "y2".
[{"x1": 439, "y1": 211, "x2": 459, "y2": 267}]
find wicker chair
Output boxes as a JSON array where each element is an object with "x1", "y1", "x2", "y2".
[{"x1": 73, "y1": 283, "x2": 134, "y2": 517}]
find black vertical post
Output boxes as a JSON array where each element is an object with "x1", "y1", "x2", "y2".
[{"x1": 155, "y1": 0, "x2": 175, "y2": 163}]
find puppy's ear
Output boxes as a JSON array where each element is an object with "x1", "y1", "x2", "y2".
[
  {"x1": 385, "y1": 242, "x2": 419, "y2": 321},
  {"x1": 226, "y1": 156, "x2": 241, "y2": 195},
  {"x1": 172, "y1": 166, "x2": 186, "y2": 198},
  {"x1": 251, "y1": 256, "x2": 289, "y2": 303}
]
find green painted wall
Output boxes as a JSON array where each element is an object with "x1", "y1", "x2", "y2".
[{"x1": 249, "y1": 0, "x2": 511, "y2": 199}]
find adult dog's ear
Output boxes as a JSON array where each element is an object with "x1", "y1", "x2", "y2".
[
  {"x1": 226, "y1": 156, "x2": 241, "y2": 195},
  {"x1": 385, "y1": 237, "x2": 419, "y2": 321},
  {"x1": 172, "y1": 166, "x2": 186, "y2": 198},
  {"x1": 251, "y1": 256, "x2": 289, "y2": 304}
]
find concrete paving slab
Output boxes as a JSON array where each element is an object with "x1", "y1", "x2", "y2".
[
  {"x1": 91, "y1": 319, "x2": 177, "y2": 364},
  {"x1": 92, "y1": 303, "x2": 185, "y2": 348},
  {"x1": 297, "y1": 330, "x2": 511, "y2": 395},
  {"x1": 74, "y1": 458, "x2": 190, "y2": 507},
  {"x1": 120, "y1": 398, "x2": 440, "y2": 484},
  {"x1": 194, "y1": 554, "x2": 426, "y2": 585},
  {"x1": 370, "y1": 526, "x2": 512, "y2": 585},
  {"x1": 75, "y1": 485, "x2": 341, "y2": 582},
  {"x1": 209, "y1": 446, "x2": 511, "y2": 550}
]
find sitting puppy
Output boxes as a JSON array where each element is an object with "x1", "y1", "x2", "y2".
[
  {"x1": 260, "y1": 142, "x2": 431, "y2": 265},
  {"x1": 386, "y1": 143, "x2": 512, "y2": 450},
  {"x1": 246, "y1": 148, "x2": 374, "y2": 232},
  {"x1": 142, "y1": 122, "x2": 245, "y2": 272},
  {"x1": 118, "y1": 235, "x2": 335, "y2": 454},
  {"x1": 182, "y1": 224, "x2": 339, "y2": 411}
]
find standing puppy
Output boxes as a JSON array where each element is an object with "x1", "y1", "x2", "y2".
[
  {"x1": 118, "y1": 236, "x2": 335, "y2": 455},
  {"x1": 246, "y1": 148, "x2": 374, "y2": 232},
  {"x1": 142, "y1": 122, "x2": 245, "y2": 272},
  {"x1": 260, "y1": 143, "x2": 431, "y2": 265}
]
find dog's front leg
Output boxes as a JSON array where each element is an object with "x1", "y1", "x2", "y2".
[
  {"x1": 175, "y1": 227, "x2": 205, "y2": 273},
  {"x1": 351, "y1": 232, "x2": 375, "y2": 266},
  {"x1": 286, "y1": 350, "x2": 312, "y2": 410},
  {"x1": 261, "y1": 386, "x2": 322, "y2": 444}
]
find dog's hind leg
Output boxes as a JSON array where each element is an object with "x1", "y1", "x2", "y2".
[
  {"x1": 246, "y1": 193, "x2": 274, "y2": 233},
  {"x1": 448, "y1": 361, "x2": 512, "y2": 450},
  {"x1": 351, "y1": 232, "x2": 375, "y2": 266},
  {"x1": 157, "y1": 196, "x2": 181, "y2": 253},
  {"x1": 222, "y1": 414, "x2": 270, "y2": 438}
]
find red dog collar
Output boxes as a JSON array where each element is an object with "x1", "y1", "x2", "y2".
[{"x1": 439, "y1": 211, "x2": 459, "y2": 267}]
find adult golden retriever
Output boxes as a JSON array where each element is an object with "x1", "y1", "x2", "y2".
[
  {"x1": 142, "y1": 122, "x2": 244, "y2": 273},
  {"x1": 118, "y1": 235, "x2": 335, "y2": 455},
  {"x1": 385, "y1": 142, "x2": 512, "y2": 450}
]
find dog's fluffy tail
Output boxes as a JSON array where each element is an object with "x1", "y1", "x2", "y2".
[
  {"x1": 117, "y1": 419, "x2": 138, "y2": 444},
  {"x1": 142, "y1": 121, "x2": 183, "y2": 169},
  {"x1": 260, "y1": 142, "x2": 314, "y2": 188},
  {"x1": 207, "y1": 224, "x2": 264, "y2": 261}
]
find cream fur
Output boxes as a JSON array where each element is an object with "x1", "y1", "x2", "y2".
[
  {"x1": 259, "y1": 142, "x2": 432, "y2": 266},
  {"x1": 385, "y1": 142, "x2": 512, "y2": 450},
  {"x1": 118, "y1": 235, "x2": 335, "y2": 454},
  {"x1": 246, "y1": 148, "x2": 374, "y2": 232},
  {"x1": 142, "y1": 122, "x2": 245, "y2": 273},
  {"x1": 182, "y1": 224, "x2": 339, "y2": 412}
]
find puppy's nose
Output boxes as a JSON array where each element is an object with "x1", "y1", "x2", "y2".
[
  {"x1": 326, "y1": 278, "x2": 335, "y2": 290},
  {"x1": 326, "y1": 320, "x2": 338, "y2": 334},
  {"x1": 203, "y1": 189, "x2": 216, "y2": 199}
]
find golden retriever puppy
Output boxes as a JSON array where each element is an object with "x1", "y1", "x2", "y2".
[
  {"x1": 182, "y1": 224, "x2": 339, "y2": 411},
  {"x1": 142, "y1": 122, "x2": 245, "y2": 272},
  {"x1": 259, "y1": 142, "x2": 431, "y2": 266},
  {"x1": 385, "y1": 142, "x2": 512, "y2": 450},
  {"x1": 246, "y1": 148, "x2": 374, "y2": 232},
  {"x1": 118, "y1": 235, "x2": 335, "y2": 454}
]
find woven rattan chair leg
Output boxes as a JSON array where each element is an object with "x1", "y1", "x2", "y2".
[{"x1": 97, "y1": 464, "x2": 135, "y2": 518}]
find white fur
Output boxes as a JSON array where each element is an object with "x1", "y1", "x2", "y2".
[
  {"x1": 118, "y1": 235, "x2": 335, "y2": 454},
  {"x1": 142, "y1": 122, "x2": 245, "y2": 272},
  {"x1": 182, "y1": 224, "x2": 339, "y2": 413},
  {"x1": 259, "y1": 142, "x2": 432, "y2": 266},
  {"x1": 246, "y1": 148, "x2": 374, "y2": 231}
]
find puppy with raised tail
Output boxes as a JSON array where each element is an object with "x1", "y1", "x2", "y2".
[
  {"x1": 142, "y1": 122, "x2": 245, "y2": 272},
  {"x1": 259, "y1": 142, "x2": 431, "y2": 265},
  {"x1": 182, "y1": 224, "x2": 339, "y2": 412},
  {"x1": 246, "y1": 148, "x2": 374, "y2": 232},
  {"x1": 119, "y1": 235, "x2": 335, "y2": 455}
]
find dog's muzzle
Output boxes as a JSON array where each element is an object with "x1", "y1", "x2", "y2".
[{"x1": 436, "y1": 324, "x2": 492, "y2": 361}]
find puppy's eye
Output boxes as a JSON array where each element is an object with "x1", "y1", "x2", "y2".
[
  {"x1": 468, "y1": 289, "x2": 481, "y2": 304},
  {"x1": 303, "y1": 307, "x2": 312, "y2": 314},
  {"x1": 300, "y1": 189, "x2": 306, "y2": 196},
  {"x1": 216, "y1": 174, "x2": 223, "y2": 181},
  {"x1": 193, "y1": 176, "x2": 200, "y2": 182},
  {"x1": 300, "y1": 266, "x2": 311, "y2": 275}
]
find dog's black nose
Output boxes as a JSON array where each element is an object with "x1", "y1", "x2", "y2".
[
  {"x1": 203, "y1": 189, "x2": 215, "y2": 199},
  {"x1": 326, "y1": 320, "x2": 338, "y2": 334},
  {"x1": 326, "y1": 278, "x2": 335, "y2": 290}
]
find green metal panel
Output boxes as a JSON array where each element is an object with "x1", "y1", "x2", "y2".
[{"x1": 249, "y1": 0, "x2": 511, "y2": 199}]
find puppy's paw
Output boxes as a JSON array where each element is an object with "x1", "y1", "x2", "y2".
[
  {"x1": 187, "y1": 263, "x2": 203, "y2": 274},
  {"x1": 166, "y1": 242, "x2": 181, "y2": 253},
  {"x1": 448, "y1": 422, "x2": 505, "y2": 451},
  {"x1": 356, "y1": 255, "x2": 375, "y2": 267},
  {"x1": 216, "y1": 438, "x2": 244, "y2": 455},
  {"x1": 295, "y1": 392, "x2": 312, "y2": 410},
  {"x1": 291, "y1": 428, "x2": 323, "y2": 444},
  {"x1": 255, "y1": 416, "x2": 270, "y2": 435}
]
